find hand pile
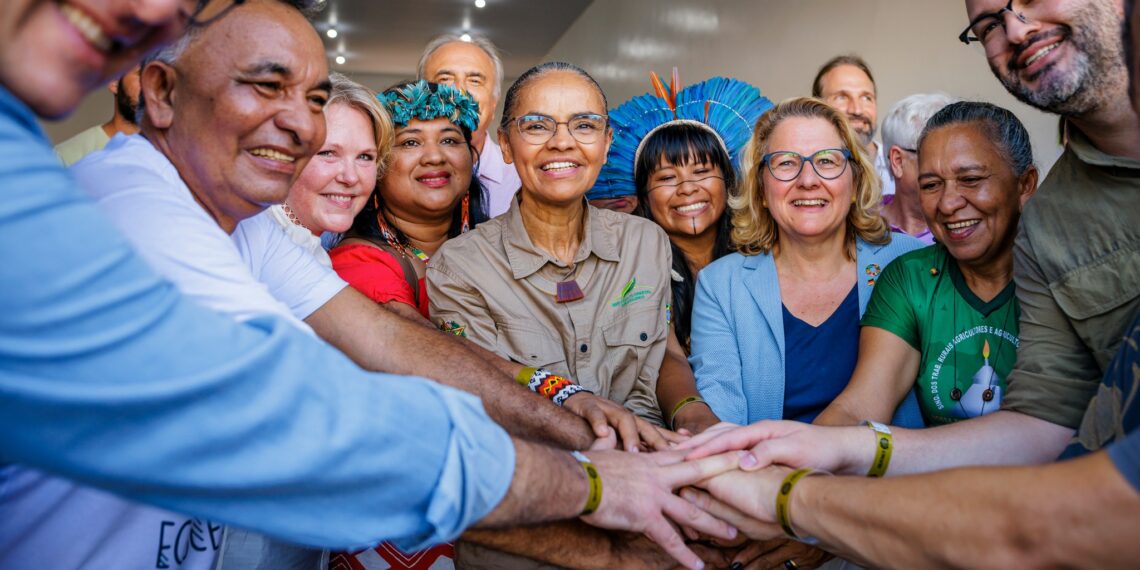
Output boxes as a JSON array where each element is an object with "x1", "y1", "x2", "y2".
[{"x1": 576, "y1": 419, "x2": 861, "y2": 569}]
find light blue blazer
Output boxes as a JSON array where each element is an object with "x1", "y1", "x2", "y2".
[{"x1": 690, "y1": 235, "x2": 926, "y2": 428}]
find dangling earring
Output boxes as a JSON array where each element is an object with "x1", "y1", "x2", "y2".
[
  {"x1": 762, "y1": 198, "x2": 768, "y2": 208},
  {"x1": 373, "y1": 194, "x2": 379, "y2": 210}
]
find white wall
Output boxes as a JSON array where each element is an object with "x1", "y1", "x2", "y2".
[{"x1": 545, "y1": 0, "x2": 1062, "y2": 172}]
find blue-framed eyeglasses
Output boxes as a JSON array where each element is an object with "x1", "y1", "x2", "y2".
[{"x1": 760, "y1": 148, "x2": 852, "y2": 182}]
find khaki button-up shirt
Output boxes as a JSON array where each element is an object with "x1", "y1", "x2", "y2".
[{"x1": 427, "y1": 198, "x2": 672, "y2": 425}]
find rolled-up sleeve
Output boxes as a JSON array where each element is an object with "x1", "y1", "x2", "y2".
[
  {"x1": 0, "y1": 91, "x2": 513, "y2": 550},
  {"x1": 1003, "y1": 224, "x2": 1101, "y2": 428}
]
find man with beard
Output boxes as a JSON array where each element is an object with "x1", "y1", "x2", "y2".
[
  {"x1": 812, "y1": 55, "x2": 895, "y2": 196},
  {"x1": 54, "y1": 64, "x2": 141, "y2": 165},
  {"x1": 665, "y1": 7, "x2": 1140, "y2": 564},
  {"x1": 673, "y1": 0, "x2": 1140, "y2": 522}
]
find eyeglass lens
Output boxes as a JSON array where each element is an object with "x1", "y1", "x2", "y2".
[
  {"x1": 765, "y1": 149, "x2": 849, "y2": 182},
  {"x1": 515, "y1": 114, "x2": 607, "y2": 145}
]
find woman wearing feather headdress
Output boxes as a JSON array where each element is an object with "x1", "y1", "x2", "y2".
[{"x1": 594, "y1": 72, "x2": 774, "y2": 437}]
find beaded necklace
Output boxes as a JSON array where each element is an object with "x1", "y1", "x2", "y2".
[{"x1": 375, "y1": 211, "x2": 430, "y2": 262}]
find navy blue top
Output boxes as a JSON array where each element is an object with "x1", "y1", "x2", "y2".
[{"x1": 782, "y1": 285, "x2": 860, "y2": 423}]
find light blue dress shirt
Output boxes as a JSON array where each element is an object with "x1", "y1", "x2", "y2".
[
  {"x1": 690, "y1": 235, "x2": 926, "y2": 428},
  {"x1": 0, "y1": 85, "x2": 514, "y2": 551}
]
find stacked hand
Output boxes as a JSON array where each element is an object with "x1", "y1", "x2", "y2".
[
  {"x1": 579, "y1": 448, "x2": 755, "y2": 569},
  {"x1": 565, "y1": 392, "x2": 687, "y2": 452}
]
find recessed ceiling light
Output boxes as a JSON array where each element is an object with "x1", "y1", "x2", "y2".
[
  {"x1": 474, "y1": 0, "x2": 486, "y2": 8},
  {"x1": 326, "y1": 28, "x2": 338, "y2": 38},
  {"x1": 335, "y1": 55, "x2": 346, "y2": 65},
  {"x1": 460, "y1": 33, "x2": 472, "y2": 42}
]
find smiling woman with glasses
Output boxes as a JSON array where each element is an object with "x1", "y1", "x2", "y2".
[
  {"x1": 424, "y1": 60, "x2": 696, "y2": 567},
  {"x1": 690, "y1": 97, "x2": 926, "y2": 432}
]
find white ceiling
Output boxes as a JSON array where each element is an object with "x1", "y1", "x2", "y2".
[{"x1": 314, "y1": 0, "x2": 594, "y2": 81}]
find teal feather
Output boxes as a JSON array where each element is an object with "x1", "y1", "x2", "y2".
[{"x1": 379, "y1": 79, "x2": 480, "y2": 134}]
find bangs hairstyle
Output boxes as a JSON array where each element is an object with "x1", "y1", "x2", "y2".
[
  {"x1": 632, "y1": 122, "x2": 738, "y2": 198},
  {"x1": 326, "y1": 73, "x2": 395, "y2": 178},
  {"x1": 731, "y1": 97, "x2": 888, "y2": 257},
  {"x1": 631, "y1": 123, "x2": 736, "y2": 352}
]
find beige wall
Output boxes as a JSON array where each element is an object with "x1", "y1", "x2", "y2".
[{"x1": 545, "y1": 0, "x2": 1062, "y2": 172}]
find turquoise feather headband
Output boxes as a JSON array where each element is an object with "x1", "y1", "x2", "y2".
[
  {"x1": 589, "y1": 70, "x2": 774, "y2": 200},
  {"x1": 379, "y1": 80, "x2": 480, "y2": 134}
]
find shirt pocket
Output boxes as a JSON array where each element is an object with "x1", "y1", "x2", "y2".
[
  {"x1": 495, "y1": 320, "x2": 568, "y2": 372},
  {"x1": 600, "y1": 306, "x2": 666, "y2": 399},
  {"x1": 1051, "y1": 247, "x2": 1140, "y2": 365}
]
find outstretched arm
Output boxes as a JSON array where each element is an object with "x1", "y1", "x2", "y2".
[
  {"x1": 688, "y1": 447, "x2": 1140, "y2": 569},
  {"x1": 306, "y1": 287, "x2": 598, "y2": 450}
]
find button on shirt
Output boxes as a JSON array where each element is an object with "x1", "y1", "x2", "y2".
[{"x1": 428, "y1": 198, "x2": 672, "y2": 425}]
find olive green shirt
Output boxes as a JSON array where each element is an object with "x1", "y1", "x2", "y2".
[
  {"x1": 427, "y1": 198, "x2": 671, "y2": 426},
  {"x1": 1002, "y1": 129, "x2": 1140, "y2": 428},
  {"x1": 53, "y1": 124, "x2": 110, "y2": 166}
]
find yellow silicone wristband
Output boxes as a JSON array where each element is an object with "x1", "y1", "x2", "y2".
[
  {"x1": 775, "y1": 468, "x2": 817, "y2": 541},
  {"x1": 515, "y1": 366, "x2": 537, "y2": 387},
  {"x1": 669, "y1": 395, "x2": 705, "y2": 429},
  {"x1": 571, "y1": 451, "x2": 603, "y2": 516},
  {"x1": 865, "y1": 421, "x2": 893, "y2": 478}
]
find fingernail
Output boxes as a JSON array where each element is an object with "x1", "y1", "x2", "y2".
[
  {"x1": 680, "y1": 489, "x2": 696, "y2": 503},
  {"x1": 730, "y1": 563, "x2": 743, "y2": 570},
  {"x1": 694, "y1": 561, "x2": 705, "y2": 570},
  {"x1": 726, "y1": 524, "x2": 737, "y2": 539},
  {"x1": 738, "y1": 451, "x2": 759, "y2": 468}
]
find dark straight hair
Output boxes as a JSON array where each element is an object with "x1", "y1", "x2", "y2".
[{"x1": 632, "y1": 123, "x2": 735, "y2": 352}]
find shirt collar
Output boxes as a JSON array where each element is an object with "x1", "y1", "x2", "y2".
[
  {"x1": 1067, "y1": 126, "x2": 1140, "y2": 170},
  {"x1": 476, "y1": 136, "x2": 510, "y2": 184},
  {"x1": 500, "y1": 197, "x2": 621, "y2": 279}
]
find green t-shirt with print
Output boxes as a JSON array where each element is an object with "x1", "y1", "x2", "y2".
[{"x1": 862, "y1": 245, "x2": 1020, "y2": 426}]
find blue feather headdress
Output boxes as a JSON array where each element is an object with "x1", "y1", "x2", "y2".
[
  {"x1": 590, "y1": 70, "x2": 773, "y2": 200},
  {"x1": 379, "y1": 80, "x2": 480, "y2": 134}
]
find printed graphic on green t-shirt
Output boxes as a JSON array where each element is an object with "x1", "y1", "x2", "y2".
[{"x1": 861, "y1": 246, "x2": 1020, "y2": 426}]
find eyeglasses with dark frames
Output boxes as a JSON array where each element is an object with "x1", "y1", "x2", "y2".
[
  {"x1": 179, "y1": 0, "x2": 247, "y2": 29},
  {"x1": 958, "y1": 0, "x2": 1029, "y2": 47},
  {"x1": 761, "y1": 148, "x2": 853, "y2": 182}
]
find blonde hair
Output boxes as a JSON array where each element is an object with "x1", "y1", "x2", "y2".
[
  {"x1": 326, "y1": 73, "x2": 395, "y2": 178},
  {"x1": 730, "y1": 96, "x2": 889, "y2": 257}
]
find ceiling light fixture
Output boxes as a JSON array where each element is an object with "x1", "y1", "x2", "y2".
[
  {"x1": 474, "y1": 0, "x2": 486, "y2": 8},
  {"x1": 460, "y1": 32, "x2": 472, "y2": 42},
  {"x1": 335, "y1": 55, "x2": 346, "y2": 65},
  {"x1": 326, "y1": 28, "x2": 338, "y2": 38}
]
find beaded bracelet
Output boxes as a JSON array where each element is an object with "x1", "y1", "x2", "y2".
[
  {"x1": 571, "y1": 451, "x2": 603, "y2": 516},
  {"x1": 514, "y1": 367, "x2": 590, "y2": 406}
]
